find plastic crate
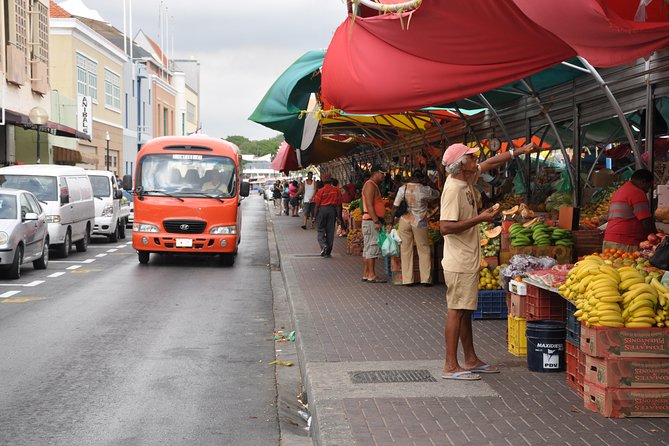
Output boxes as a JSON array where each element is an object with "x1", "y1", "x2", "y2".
[
  {"x1": 507, "y1": 316, "x2": 527, "y2": 356},
  {"x1": 566, "y1": 301, "x2": 581, "y2": 346},
  {"x1": 473, "y1": 290, "x2": 508, "y2": 320},
  {"x1": 526, "y1": 287, "x2": 566, "y2": 321},
  {"x1": 565, "y1": 342, "x2": 584, "y2": 397}
]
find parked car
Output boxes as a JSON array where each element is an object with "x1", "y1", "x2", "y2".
[
  {"x1": 86, "y1": 170, "x2": 128, "y2": 242},
  {"x1": 0, "y1": 164, "x2": 95, "y2": 258},
  {"x1": 0, "y1": 188, "x2": 49, "y2": 279},
  {"x1": 121, "y1": 190, "x2": 134, "y2": 229}
]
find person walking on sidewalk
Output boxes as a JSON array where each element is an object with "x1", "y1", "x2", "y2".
[
  {"x1": 361, "y1": 165, "x2": 387, "y2": 283},
  {"x1": 300, "y1": 171, "x2": 318, "y2": 229},
  {"x1": 313, "y1": 173, "x2": 343, "y2": 258},
  {"x1": 392, "y1": 170, "x2": 439, "y2": 287},
  {"x1": 272, "y1": 180, "x2": 283, "y2": 215},
  {"x1": 440, "y1": 142, "x2": 537, "y2": 380}
]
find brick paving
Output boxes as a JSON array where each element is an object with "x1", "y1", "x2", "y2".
[{"x1": 267, "y1": 198, "x2": 669, "y2": 446}]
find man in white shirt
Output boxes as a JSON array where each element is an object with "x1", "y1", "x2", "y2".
[{"x1": 300, "y1": 171, "x2": 318, "y2": 229}]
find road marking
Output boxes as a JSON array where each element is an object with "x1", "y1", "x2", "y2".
[
  {"x1": 0, "y1": 290, "x2": 21, "y2": 298},
  {"x1": 83, "y1": 258, "x2": 96, "y2": 263},
  {"x1": 48, "y1": 272, "x2": 66, "y2": 278},
  {"x1": 51, "y1": 260, "x2": 93, "y2": 264},
  {"x1": 0, "y1": 281, "x2": 44, "y2": 287},
  {"x1": 116, "y1": 244, "x2": 126, "y2": 248},
  {"x1": 96, "y1": 253, "x2": 107, "y2": 258},
  {"x1": 70, "y1": 268, "x2": 100, "y2": 273},
  {"x1": 106, "y1": 248, "x2": 118, "y2": 253},
  {"x1": 23, "y1": 280, "x2": 44, "y2": 287},
  {"x1": 67, "y1": 265, "x2": 81, "y2": 270},
  {"x1": 2, "y1": 297, "x2": 47, "y2": 303}
]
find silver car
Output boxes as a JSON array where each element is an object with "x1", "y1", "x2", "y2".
[{"x1": 0, "y1": 189, "x2": 49, "y2": 279}]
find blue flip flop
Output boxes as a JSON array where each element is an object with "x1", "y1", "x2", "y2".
[
  {"x1": 441, "y1": 371, "x2": 481, "y2": 381},
  {"x1": 468, "y1": 364, "x2": 500, "y2": 374}
]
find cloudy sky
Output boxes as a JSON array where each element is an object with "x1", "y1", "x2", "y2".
[{"x1": 57, "y1": 0, "x2": 347, "y2": 141}]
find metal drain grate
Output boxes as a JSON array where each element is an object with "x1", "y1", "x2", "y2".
[{"x1": 349, "y1": 369, "x2": 437, "y2": 384}]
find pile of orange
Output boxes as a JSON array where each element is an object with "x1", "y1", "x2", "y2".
[{"x1": 597, "y1": 248, "x2": 641, "y2": 260}]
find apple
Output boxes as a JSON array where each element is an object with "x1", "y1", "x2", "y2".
[{"x1": 648, "y1": 233, "x2": 660, "y2": 245}]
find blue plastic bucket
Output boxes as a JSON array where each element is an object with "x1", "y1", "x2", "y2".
[{"x1": 526, "y1": 320, "x2": 566, "y2": 372}]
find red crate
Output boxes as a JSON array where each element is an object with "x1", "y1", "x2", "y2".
[
  {"x1": 526, "y1": 292, "x2": 566, "y2": 321},
  {"x1": 565, "y1": 342, "x2": 584, "y2": 397}
]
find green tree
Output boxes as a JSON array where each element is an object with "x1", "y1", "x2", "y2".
[{"x1": 226, "y1": 134, "x2": 283, "y2": 157}]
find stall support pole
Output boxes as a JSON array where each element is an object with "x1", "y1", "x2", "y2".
[
  {"x1": 645, "y1": 61, "x2": 655, "y2": 213},
  {"x1": 525, "y1": 119, "x2": 532, "y2": 204},
  {"x1": 573, "y1": 104, "x2": 582, "y2": 231}
]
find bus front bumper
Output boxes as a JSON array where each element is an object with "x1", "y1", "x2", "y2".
[{"x1": 132, "y1": 233, "x2": 238, "y2": 253}]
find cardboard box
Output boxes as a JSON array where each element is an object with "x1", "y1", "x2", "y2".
[
  {"x1": 583, "y1": 381, "x2": 669, "y2": 418},
  {"x1": 508, "y1": 292, "x2": 527, "y2": 317},
  {"x1": 658, "y1": 185, "x2": 669, "y2": 208},
  {"x1": 509, "y1": 280, "x2": 527, "y2": 296},
  {"x1": 581, "y1": 325, "x2": 669, "y2": 359},
  {"x1": 508, "y1": 245, "x2": 572, "y2": 265},
  {"x1": 558, "y1": 206, "x2": 579, "y2": 231},
  {"x1": 584, "y1": 355, "x2": 669, "y2": 388},
  {"x1": 592, "y1": 169, "x2": 617, "y2": 188}
]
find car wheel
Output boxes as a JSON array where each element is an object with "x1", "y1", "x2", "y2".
[
  {"x1": 219, "y1": 253, "x2": 235, "y2": 267},
  {"x1": 109, "y1": 222, "x2": 119, "y2": 243},
  {"x1": 6, "y1": 245, "x2": 23, "y2": 280},
  {"x1": 138, "y1": 251, "x2": 150, "y2": 264},
  {"x1": 33, "y1": 238, "x2": 49, "y2": 270},
  {"x1": 119, "y1": 220, "x2": 126, "y2": 239},
  {"x1": 55, "y1": 230, "x2": 71, "y2": 258},
  {"x1": 75, "y1": 225, "x2": 90, "y2": 252}
]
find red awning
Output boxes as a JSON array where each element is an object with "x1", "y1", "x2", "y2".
[
  {"x1": 4, "y1": 108, "x2": 91, "y2": 141},
  {"x1": 271, "y1": 142, "x2": 300, "y2": 174},
  {"x1": 322, "y1": 0, "x2": 669, "y2": 115}
]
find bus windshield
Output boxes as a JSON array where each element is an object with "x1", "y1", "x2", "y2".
[{"x1": 138, "y1": 153, "x2": 237, "y2": 198}]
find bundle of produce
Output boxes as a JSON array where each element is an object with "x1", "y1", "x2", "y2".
[
  {"x1": 559, "y1": 255, "x2": 667, "y2": 328},
  {"x1": 580, "y1": 193, "x2": 611, "y2": 225},
  {"x1": 499, "y1": 254, "x2": 558, "y2": 289},
  {"x1": 479, "y1": 264, "x2": 502, "y2": 290},
  {"x1": 350, "y1": 208, "x2": 362, "y2": 221},
  {"x1": 508, "y1": 221, "x2": 572, "y2": 247},
  {"x1": 348, "y1": 198, "x2": 361, "y2": 212},
  {"x1": 479, "y1": 223, "x2": 502, "y2": 257},
  {"x1": 545, "y1": 191, "x2": 572, "y2": 212},
  {"x1": 347, "y1": 228, "x2": 363, "y2": 245},
  {"x1": 501, "y1": 202, "x2": 534, "y2": 221},
  {"x1": 497, "y1": 194, "x2": 525, "y2": 213}
]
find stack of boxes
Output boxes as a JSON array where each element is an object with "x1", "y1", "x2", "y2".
[
  {"x1": 507, "y1": 280, "x2": 528, "y2": 356},
  {"x1": 580, "y1": 325, "x2": 669, "y2": 417}
]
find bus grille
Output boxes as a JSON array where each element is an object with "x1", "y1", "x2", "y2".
[{"x1": 163, "y1": 219, "x2": 206, "y2": 234}]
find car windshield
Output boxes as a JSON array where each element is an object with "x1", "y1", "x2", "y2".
[
  {"x1": 89, "y1": 175, "x2": 111, "y2": 198},
  {"x1": 138, "y1": 154, "x2": 237, "y2": 198},
  {"x1": 0, "y1": 175, "x2": 57, "y2": 201},
  {"x1": 0, "y1": 194, "x2": 17, "y2": 219}
]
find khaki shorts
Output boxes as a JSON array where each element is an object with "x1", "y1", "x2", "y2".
[
  {"x1": 443, "y1": 271, "x2": 479, "y2": 311},
  {"x1": 362, "y1": 219, "x2": 381, "y2": 259}
]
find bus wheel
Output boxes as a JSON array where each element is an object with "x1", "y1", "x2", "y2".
[
  {"x1": 138, "y1": 251, "x2": 150, "y2": 264},
  {"x1": 219, "y1": 253, "x2": 235, "y2": 266}
]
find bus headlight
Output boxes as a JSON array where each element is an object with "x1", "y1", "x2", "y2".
[
  {"x1": 133, "y1": 223, "x2": 159, "y2": 233},
  {"x1": 0, "y1": 232, "x2": 8, "y2": 245},
  {"x1": 210, "y1": 225, "x2": 237, "y2": 235}
]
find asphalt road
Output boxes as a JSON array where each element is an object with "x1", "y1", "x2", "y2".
[{"x1": 0, "y1": 196, "x2": 279, "y2": 446}]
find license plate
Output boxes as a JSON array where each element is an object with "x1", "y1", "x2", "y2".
[{"x1": 176, "y1": 238, "x2": 192, "y2": 248}]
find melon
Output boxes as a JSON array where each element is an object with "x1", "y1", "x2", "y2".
[
  {"x1": 522, "y1": 217, "x2": 539, "y2": 228},
  {"x1": 484, "y1": 226, "x2": 502, "y2": 238},
  {"x1": 480, "y1": 238, "x2": 489, "y2": 246},
  {"x1": 502, "y1": 205, "x2": 519, "y2": 216}
]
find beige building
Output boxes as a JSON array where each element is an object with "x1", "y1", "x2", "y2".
[{"x1": 49, "y1": 4, "x2": 126, "y2": 175}]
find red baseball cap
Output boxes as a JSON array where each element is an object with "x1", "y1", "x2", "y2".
[{"x1": 442, "y1": 143, "x2": 479, "y2": 166}]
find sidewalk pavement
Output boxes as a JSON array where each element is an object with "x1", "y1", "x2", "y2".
[{"x1": 267, "y1": 200, "x2": 669, "y2": 446}]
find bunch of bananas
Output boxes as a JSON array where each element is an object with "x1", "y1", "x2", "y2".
[
  {"x1": 559, "y1": 255, "x2": 668, "y2": 328},
  {"x1": 509, "y1": 222, "x2": 573, "y2": 247}
]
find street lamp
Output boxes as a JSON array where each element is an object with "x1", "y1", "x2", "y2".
[
  {"x1": 105, "y1": 131, "x2": 110, "y2": 171},
  {"x1": 29, "y1": 107, "x2": 48, "y2": 164}
]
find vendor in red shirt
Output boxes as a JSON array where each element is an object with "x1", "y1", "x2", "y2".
[{"x1": 603, "y1": 169, "x2": 656, "y2": 252}]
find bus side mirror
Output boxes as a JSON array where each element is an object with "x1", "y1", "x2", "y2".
[
  {"x1": 122, "y1": 175, "x2": 133, "y2": 191},
  {"x1": 240, "y1": 181, "x2": 250, "y2": 197}
]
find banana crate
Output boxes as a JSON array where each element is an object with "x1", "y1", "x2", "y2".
[
  {"x1": 474, "y1": 290, "x2": 508, "y2": 320},
  {"x1": 507, "y1": 316, "x2": 527, "y2": 357}
]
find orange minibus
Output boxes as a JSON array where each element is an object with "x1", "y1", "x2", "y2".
[{"x1": 123, "y1": 135, "x2": 250, "y2": 266}]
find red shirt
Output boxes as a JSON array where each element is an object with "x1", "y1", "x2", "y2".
[
  {"x1": 313, "y1": 184, "x2": 342, "y2": 207},
  {"x1": 603, "y1": 181, "x2": 651, "y2": 245}
]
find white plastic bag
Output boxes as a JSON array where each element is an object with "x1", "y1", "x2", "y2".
[{"x1": 382, "y1": 228, "x2": 401, "y2": 257}]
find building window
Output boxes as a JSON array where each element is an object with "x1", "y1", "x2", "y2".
[
  {"x1": 187, "y1": 101, "x2": 196, "y2": 124},
  {"x1": 12, "y1": 0, "x2": 27, "y2": 51},
  {"x1": 76, "y1": 53, "x2": 97, "y2": 99},
  {"x1": 34, "y1": 1, "x2": 48, "y2": 62},
  {"x1": 104, "y1": 69, "x2": 121, "y2": 110},
  {"x1": 163, "y1": 109, "x2": 168, "y2": 136}
]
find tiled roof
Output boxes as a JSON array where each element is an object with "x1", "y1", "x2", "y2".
[{"x1": 50, "y1": 1, "x2": 72, "y2": 18}]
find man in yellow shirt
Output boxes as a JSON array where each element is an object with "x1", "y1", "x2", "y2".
[
  {"x1": 202, "y1": 170, "x2": 228, "y2": 194},
  {"x1": 440, "y1": 142, "x2": 537, "y2": 380}
]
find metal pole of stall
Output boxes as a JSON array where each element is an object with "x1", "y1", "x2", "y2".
[{"x1": 573, "y1": 104, "x2": 581, "y2": 231}]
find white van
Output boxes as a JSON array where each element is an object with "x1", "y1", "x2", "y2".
[
  {"x1": 0, "y1": 164, "x2": 95, "y2": 257},
  {"x1": 86, "y1": 170, "x2": 129, "y2": 242}
]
